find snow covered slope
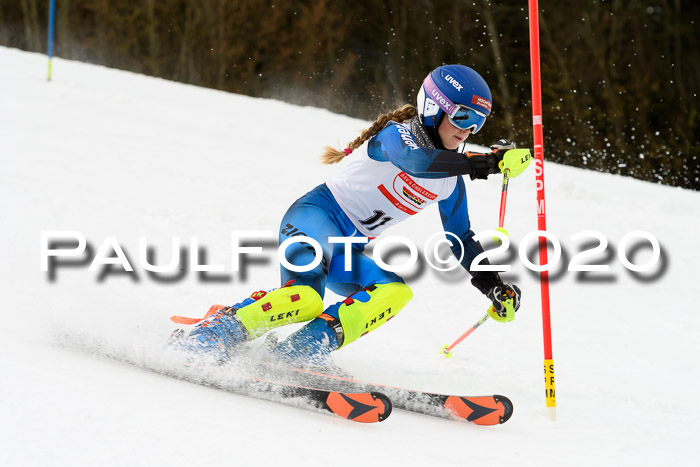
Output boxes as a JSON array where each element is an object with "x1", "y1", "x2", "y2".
[{"x1": 1, "y1": 46, "x2": 698, "y2": 466}]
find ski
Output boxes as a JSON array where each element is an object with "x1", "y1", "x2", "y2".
[
  {"x1": 230, "y1": 376, "x2": 393, "y2": 423},
  {"x1": 146, "y1": 366, "x2": 393, "y2": 423},
  {"x1": 61, "y1": 335, "x2": 392, "y2": 424},
  {"x1": 262, "y1": 363, "x2": 513, "y2": 425}
]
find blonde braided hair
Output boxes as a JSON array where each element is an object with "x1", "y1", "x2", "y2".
[{"x1": 321, "y1": 104, "x2": 418, "y2": 164}]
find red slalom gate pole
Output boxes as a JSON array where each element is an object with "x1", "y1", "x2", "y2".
[{"x1": 528, "y1": 0, "x2": 557, "y2": 421}]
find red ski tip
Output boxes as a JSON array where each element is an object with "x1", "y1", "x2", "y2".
[
  {"x1": 170, "y1": 305, "x2": 226, "y2": 325},
  {"x1": 325, "y1": 392, "x2": 392, "y2": 423},
  {"x1": 444, "y1": 395, "x2": 513, "y2": 425}
]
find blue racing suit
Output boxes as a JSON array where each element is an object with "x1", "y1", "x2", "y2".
[{"x1": 279, "y1": 121, "x2": 490, "y2": 299}]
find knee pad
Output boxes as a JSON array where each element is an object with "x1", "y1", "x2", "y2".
[
  {"x1": 236, "y1": 285, "x2": 323, "y2": 339},
  {"x1": 329, "y1": 282, "x2": 413, "y2": 349}
]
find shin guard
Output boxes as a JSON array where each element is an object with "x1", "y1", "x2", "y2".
[
  {"x1": 334, "y1": 282, "x2": 413, "y2": 348},
  {"x1": 272, "y1": 282, "x2": 413, "y2": 364},
  {"x1": 236, "y1": 285, "x2": 323, "y2": 339}
]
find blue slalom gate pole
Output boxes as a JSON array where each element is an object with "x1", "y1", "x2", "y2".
[{"x1": 47, "y1": 0, "x2": 56, "y2": 80}]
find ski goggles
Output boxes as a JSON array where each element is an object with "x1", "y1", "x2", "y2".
[
  {"x1": 447, "y1": 105, "x2": 488, "y2": 133},
  {"x1": 422, "y1": 74, "x2": 489, "y2": 133}
]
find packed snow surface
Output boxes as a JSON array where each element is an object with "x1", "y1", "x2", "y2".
[{"x1": 1, "y1": 47, "x2": 698, "y2": 466}]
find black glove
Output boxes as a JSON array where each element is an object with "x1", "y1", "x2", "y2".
[
  {"x1": 467, "y1": 152, "x2": 500, "y2": 180},
  {"x1": 486, "y1": 282, "x2": 521, "y2": 319},
  {"x1": 490, "y1": 139, "x2": 517, "y2": 166},
  {"x1": 470, "y1": 271, "x2": 502, "y2": 295},
  {"x1": 467, "y1": 139, "x2": 515, "y2": 180},
  {"x1": 471, "y1": 271, "x2": 521, "y2": 323}
]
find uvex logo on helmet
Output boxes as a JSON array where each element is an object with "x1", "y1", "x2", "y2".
[
  {"x1": 430, "y1": 89, "x2": 452, "y2": 112},
  {"x1": 443, "y1": 74, "x2": 463, "y2": 91},
  {"x1": 472, "y1": 95, "x2": 492, "y2": 112}
]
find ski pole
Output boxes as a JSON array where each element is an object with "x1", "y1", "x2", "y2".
[
  {"x1": 441, "y1": 310, "x2": 491, "y2": 358},
  {"x1": 442, "y1": 170, "x2": 511, "y2": 358},
  {"x1": 493, "y1": 169, "x2": 510, "y2": 243}
]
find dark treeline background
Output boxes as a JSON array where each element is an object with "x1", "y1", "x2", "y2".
[{"x1": 2, "y1": 0, "x2": 698, "y2": 189}]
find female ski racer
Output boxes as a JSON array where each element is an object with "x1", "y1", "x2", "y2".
[{"x1": 178, "y1": 64, "x2": 525, "y2": 364}]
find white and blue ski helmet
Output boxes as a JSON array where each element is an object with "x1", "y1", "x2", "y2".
[{"x1": 416, "y1": 64, "x2": 492, "y2": 133}]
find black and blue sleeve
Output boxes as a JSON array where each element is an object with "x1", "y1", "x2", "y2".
[{"x1": 437, "y1": 177, "x2": 488, "y2": 274}]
